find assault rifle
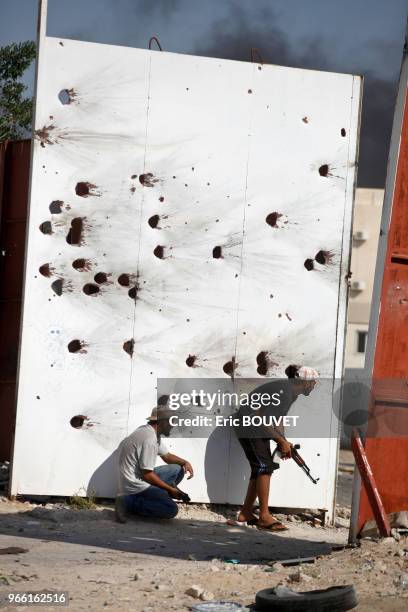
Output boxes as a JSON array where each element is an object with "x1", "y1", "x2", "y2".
[{"x1": 272, "y1": 443, "x2": 320, "y2": 484}]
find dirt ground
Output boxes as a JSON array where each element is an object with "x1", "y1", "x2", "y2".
[{"x1": 0, "y1": 453, "x2": 407, "y2": 611}]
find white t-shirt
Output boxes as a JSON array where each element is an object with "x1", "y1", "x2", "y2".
[{"x1": 117, "y1": 424, "x2": 168, "y2": 495}]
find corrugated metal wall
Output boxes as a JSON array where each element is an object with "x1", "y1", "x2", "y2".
[{"x1": 0, "y1": 139, "x2": 30, "y2": 461}]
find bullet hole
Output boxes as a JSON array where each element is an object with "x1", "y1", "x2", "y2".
[
  {"x1": 128, "y1": 285, "x2": 139, "y2": 300},
  {"x1": 51, "y1": 279, "x2": 63, "y2": 296},
  {"x1": 83, "y1": 283, "x2": 100, "y2": 296},
  {"x1": 256, "y1": 351, "x2": 268, "y2": 376},
  {"x1": 116, "y1": 273, "x2": 130, "y2": 287},
  {"x1": 154, "y1": 245, "x2": 165, "y2": 259},
  {"x1": 35, "y1": 124, "x2": 55, "y2": 147},
  {"x1": 302, "y1": 117, "x2": 309, "y2": 123},
  {"x1": 58, "y1": 88, "x2": 76, "y2": 105},
  {"x1": 148, "y1": 214, "x2": 160, "y2": 228},
  {"x1": 315, "y1": 250, "x2": 329, "y2": 265},
  {"x1": 270, "y1": 294, "x2": 273, "y2": 298},
  {"x1": 186, "y1": 355, "x2": 196, "y2": 367},
  {"x1": 213, "y1": 246, "x2": 222, "y2": 259},
  {"x1": 304, "y1": 259, "x2": 314, "y2": 271},
  {"x1": 39, "y1": 263, "x2": 52, "y2": 277},
  {"x1": 123, "y1": 339, "x2": 135, "y2": 357},
  {"x1": 191, "y1": 167, "x2": 195, "y2": 171},
  {"x1": 285, "y1": 312, "x2": 292, "y2": 321},
  {"x1": 68, "y1": 339, "x2": 85, "y2": 353},
  {"x1": 75, "y1": 182, "x2": 98, "y2": 197},
  {"x1": 36, "y1": 396, "x2": 40, "y2": 400},
  {"x1": 130, "y1": 186, "x2": 136, "y2": 194},
  {"x1": 49, "y1": 200, "x2": 64, "y2": 214},
  {"x1": 131, "y1": 174, "x2": 137, "y2": 179},
  {"x1": 265, "y1": 212, "x2": 282, "y2": 228},
  {"x1": 319, "y1": 164, "x2": 329, "y2": 177},
  {"x1": 59, "y1": 41, "x2": 64, "y2": 46},
  {"x1": 70, "y1": 415, "x2": 87, "y2": 429},
  {"x1": 258, "y1": 66, "x2": 262, "y2": 70},
  {"x1": 139, "y1": 173, "x2": 158, "y2": 187},
  {"x1": 158, "y1": 196, "x2": 165, "y2": 203},
  {"x1": 223, "y1": 358, "x2": 236, "y2": 378},
  {"x1": 248, "y1": 89, "x2": 253, "y2": 94},
  {"x1": 278, "y1": 313, "x2": 282, "y2": 318},
  {"x1": 72, "y1": 258, "x2": 90, "y2": 271},
  {"x1": 66, "y1": 218, "x2": 84, "y2": 245},
  {"x1": 39, "y1": 221, "x2": 52, "y2": 234},
  {"x1": 94, "y1": 272, "x2": 108, "y2": 284},
  {"x1": 341, "y1": 128, "x2": 346, "y2": 137}
]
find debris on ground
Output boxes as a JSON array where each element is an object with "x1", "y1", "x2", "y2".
[
  {"x1": 0, "y1": 546, "x2": 28, "y2": 555},
  {"x1": 0, "y1": 496, "x2": 407, "y2": 611}
]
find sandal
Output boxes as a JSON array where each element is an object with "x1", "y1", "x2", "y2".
[{"x1": 257, "y1": 520, "x2": 289, "y2": 532}]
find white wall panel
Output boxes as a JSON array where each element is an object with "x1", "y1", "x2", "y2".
[{"x1": 11, "y1": 37, "x2": 361, "y2": 517}]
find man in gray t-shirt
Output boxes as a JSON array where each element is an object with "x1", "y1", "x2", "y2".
[{"x1": 115, "y1": 406, "x2": 193, "y2": 522}]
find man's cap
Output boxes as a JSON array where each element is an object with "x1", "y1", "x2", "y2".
[
  {"x1": 147, "y1": 406, "x2": 173, "y2": 422},
  {"x1": 297, "y1": 366, "x2": 319, "y2": 380}
]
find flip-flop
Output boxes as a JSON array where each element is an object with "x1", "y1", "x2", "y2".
[{"x1": 257, "y1": 521, "x2": 289, "y2": 532}]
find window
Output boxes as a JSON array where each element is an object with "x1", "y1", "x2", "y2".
[{"x1": 357, "y1": 331, "x2": 367, "y2": 353}]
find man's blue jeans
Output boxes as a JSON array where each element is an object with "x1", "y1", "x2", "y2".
[{"x1": 124, "y1": 464, "x2": 184, "y2": 519}]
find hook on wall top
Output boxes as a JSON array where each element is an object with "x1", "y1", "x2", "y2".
[{"x1": 149, "y1": 37, "x2": 163, "y2": 51}]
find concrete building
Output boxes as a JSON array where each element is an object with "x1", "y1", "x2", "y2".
[
  {"x1": 345, "y1": 188, "x2": 384, "y2": 368},
  {"x1": 340, "y1": 188, "x2": 384, "y2": 447}
]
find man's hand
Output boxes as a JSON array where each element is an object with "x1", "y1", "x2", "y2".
[
  {"x1": 277, "y1": 439, "x2": 293, "y2": 459},
  {"x1": 169, "y1": 487, "x2": 185, "y2": 500},
  {"x1": 183, "y1": 461, "x2": 194, "y2": 479}
]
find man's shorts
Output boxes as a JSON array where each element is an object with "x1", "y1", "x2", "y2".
[{"x1": 239, "y1": 438, "x2": 280, "y2": 479}]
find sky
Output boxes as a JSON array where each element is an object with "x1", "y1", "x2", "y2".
[{"x1": 0, "y1": 0, "x2": 406, "y2": 187}]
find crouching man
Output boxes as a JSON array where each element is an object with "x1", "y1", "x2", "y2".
[{"x1": 115, "y1": 406, "x2": 193, "y2": 523}]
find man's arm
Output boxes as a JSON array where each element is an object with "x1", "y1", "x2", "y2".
[
  {"x1": 258, "y1": 405, "x2": 292, "y2": 458},
  {"x1": 160, "y1": 453, "x2": 194, "y2": 479},
  {"x1": 142, "y1": 469, "x2": 183, "y2": 498},
  {"x1": 271, "y1": 432, "x2": 292, "y2": 459}
]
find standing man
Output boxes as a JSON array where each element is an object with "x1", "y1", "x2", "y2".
[
  {"x1": 235, "y1": 365, "x2": 318, "y2": 531},
  {"x1": 115, "y1": 406, "x2": 194, "y2": 523}
]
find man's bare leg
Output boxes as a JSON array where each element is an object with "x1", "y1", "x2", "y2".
[
  {"x1": 256, "y1": 473, "x2": 279, "y2": 527},
  {"x1": 237, "y1": 479, "x2": 257, "y2": 522}
]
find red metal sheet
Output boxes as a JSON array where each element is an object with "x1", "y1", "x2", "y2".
[
  {"x1": 357, "y1": 87, "x2": 408, "y2": 532},
  {"x1": 0, "y1": 139, "x2": 31, "y2": 461}
]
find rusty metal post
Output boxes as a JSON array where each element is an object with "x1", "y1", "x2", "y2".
[{"x1": 351, "y1": 430, "x2": 391, "y2": 537}]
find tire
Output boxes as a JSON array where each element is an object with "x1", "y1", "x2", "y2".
[{"x1": 255, "y1": 584, "x2": 358, "y2": 611}]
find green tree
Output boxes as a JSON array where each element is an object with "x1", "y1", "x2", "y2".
[{"x1": 0, "y1": 41, "x2": 36, "y2": 141}]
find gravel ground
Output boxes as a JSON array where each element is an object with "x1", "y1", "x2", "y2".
[{"x1": 0, "y1": 495, "x2": 407, "y2": 611}]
